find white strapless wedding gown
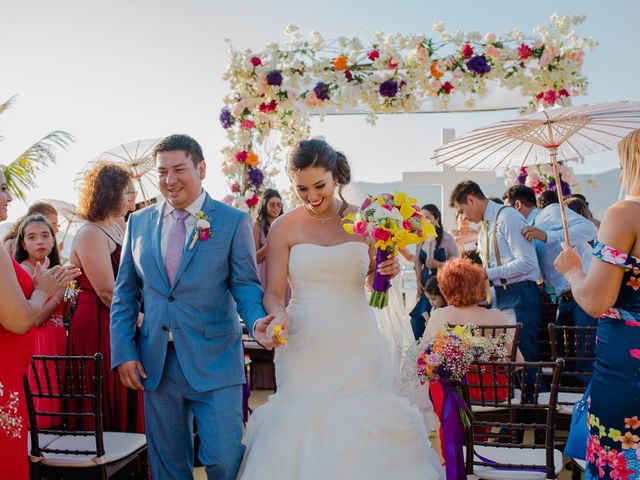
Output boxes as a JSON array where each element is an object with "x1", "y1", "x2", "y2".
[{"x1": 238, "y1": 242, "x2": 444, "y2": 480}]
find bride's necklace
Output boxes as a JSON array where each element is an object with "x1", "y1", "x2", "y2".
[{"x1": 303, "y1": 201, "x2": 339, "y2": 224}]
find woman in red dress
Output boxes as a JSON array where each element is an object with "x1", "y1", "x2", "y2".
[
  {"x1": 15, "y1": 214, "x2": 68, "y2": 428},
  {"x1": 0, "y1": 171, "x2": 79, "y2": 479},
  {"x1": 68, "y1": 163, "x2": 144, "y2": 433}
]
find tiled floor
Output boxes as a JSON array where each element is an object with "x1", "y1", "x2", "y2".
[{"x1": 194, "y1": 388, "x2": 577, "y2": 479}]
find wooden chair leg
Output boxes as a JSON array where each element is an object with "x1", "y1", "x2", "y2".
[{"x1": 571, "y1": 460, "x2": 583, "y2": 480}]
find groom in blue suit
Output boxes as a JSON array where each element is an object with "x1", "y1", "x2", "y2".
[{"x1": 111, "y1": 134, "x2": 275, "y2": 479}]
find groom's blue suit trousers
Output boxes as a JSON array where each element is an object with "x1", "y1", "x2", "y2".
[{"x1": 144, "y1": 346, "x2": 244, "y2": 480}]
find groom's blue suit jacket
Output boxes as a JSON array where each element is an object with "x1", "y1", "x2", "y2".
[{"x1": 110, "y1": 193, "x2": 266, "y2": 392}]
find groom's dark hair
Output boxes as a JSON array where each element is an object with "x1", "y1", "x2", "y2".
[{"x1": 153, "y1": 134, "x2": 204, "y2": 167}]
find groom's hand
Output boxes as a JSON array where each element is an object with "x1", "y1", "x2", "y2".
[
  {"x1": 253, "y1": 314, "x2": 278, "y2": 350},
  {"x1": 117, "y1": 360, "x2": 147, "y2": 390}
]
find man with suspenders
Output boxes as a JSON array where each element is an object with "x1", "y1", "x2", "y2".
[{"x1": 450, "y1": 181, "x2": 542, "y2": 391}]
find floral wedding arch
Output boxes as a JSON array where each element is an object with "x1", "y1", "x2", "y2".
[{"x1": 219, "y1": 14, "x2": 595, "y2": 209}]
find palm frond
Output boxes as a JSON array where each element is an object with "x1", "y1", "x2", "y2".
[
  {"x1": 2, "y1": 130, "x2": 74, "y2": 200},
  {"x1": 0, "y1": 95, "x2": 18, "y2": 142}
]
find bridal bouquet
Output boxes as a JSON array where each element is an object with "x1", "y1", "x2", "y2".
[{"x1": 342, "y1": 191, "x2": 436, "y2": 308}]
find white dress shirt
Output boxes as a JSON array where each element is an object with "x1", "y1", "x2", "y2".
[
  {"x1": 478, "y1": 200, "x2": 541, "y2": 285},
  {"x1": 161, "y1": 189, "x2": 207, "y2": 260},
  {"x1": 529, "y1": 204, "x2": 597, "y2": 295}
]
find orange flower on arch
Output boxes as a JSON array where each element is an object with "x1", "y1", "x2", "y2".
[
  {"x1": 333, "y1": 55, "x2": 348, "y2": 71},
  {"x1": 625, "y1": 416, "x2": 640, "y2": 430},
  {"x1": 245, "y1": 152, "x2": 259, "y2": 168},
  {"x1": 431, "y1": 60, "x2": 443, "y2": 79}
]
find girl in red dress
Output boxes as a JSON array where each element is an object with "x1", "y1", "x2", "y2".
[
  {"x1": 0, "y1": 171, "x2": 80, "y2": 480},
  {"x1": 15, "y1": 214, "x2": 68, "y2": 428}
]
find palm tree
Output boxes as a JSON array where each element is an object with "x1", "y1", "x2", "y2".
[{"x1": 0, "y1": 95, "x2": 74, "y2": 201}]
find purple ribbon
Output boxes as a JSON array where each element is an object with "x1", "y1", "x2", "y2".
[
  {"x1": 372, "y1": 248, "x2": 392, "y2": 292},
  {"x1": 473, "y1": 451, "x2": 546, "y2": 473},
  {"x1": 441, "y1": 381, "x2": 469, "y2": 480}
]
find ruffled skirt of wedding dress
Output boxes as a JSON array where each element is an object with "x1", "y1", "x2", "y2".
[{"x1": 238, "y1": 262, "x2": 444, "y2": 479}]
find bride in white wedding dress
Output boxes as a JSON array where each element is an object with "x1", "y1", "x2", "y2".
[{"x1": 237, "y1": 139, "x2": 444, "y2": 480}]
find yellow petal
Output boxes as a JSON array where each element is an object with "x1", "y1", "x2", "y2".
[
  {"x1": 343, "y1": 213, "x2": 355, "y2": 221},
  {"x1": 400, "y1": 202, "x2": 415, "y2": 220},
  {"x1": 452, "y1": 324, "x2": 466, "y2": 337},
  {"x1": 343, "y1": 224, "x2": 355, "y2": 235},
  {"x1": 393, "y1": 191, "x2": 407, "y2": 206}
]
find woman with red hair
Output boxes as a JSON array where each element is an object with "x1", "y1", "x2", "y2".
[{"x1": 424, "y1": 258, "x2": 522, "y2": 455}]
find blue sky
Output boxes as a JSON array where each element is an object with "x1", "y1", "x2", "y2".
[{"x1": 1, "y1": 0, "x2": 637, "y2": 220}]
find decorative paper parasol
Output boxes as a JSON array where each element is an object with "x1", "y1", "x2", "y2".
[
  {"x1": 84, "y1": 138, "x2": 161, "y2": 203},
  {"x1": 41, "y1": 198, "x2": 79, "y2": 244},
  {"x1": 432, "y1": 101, "x2": 640, "y2": 242}
]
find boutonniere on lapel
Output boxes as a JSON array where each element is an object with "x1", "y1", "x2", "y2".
[{"x1": 189, "y1": 211, "x2": 212, "y2": 250}]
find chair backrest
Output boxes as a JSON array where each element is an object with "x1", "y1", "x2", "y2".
[
  {"x1": 469, "y1": 323, "x2": 523, "y2": 362},
  {"x1": 463, "y1": 358, "x2": 564, "y2": 478},
  {"x1": 24, "y1": 354, "x2": 105, "y2": 459},
  {"x1": 548, "y1": 323, "x2": 596, "y2": 393}
]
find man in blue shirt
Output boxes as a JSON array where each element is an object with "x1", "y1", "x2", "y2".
[
  {"x1": 450, "y1": 181, "x2": 542, "y2": 375},
  {"x1": 503, "y1": 185, "x2": 598, "y2": 382}
]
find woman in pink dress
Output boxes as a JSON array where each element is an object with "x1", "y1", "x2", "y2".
[
  {"x1": 0, "y1": 170, "x2": 79, "y2": 480},
  {"x1": 252, "y1": 189, "x2": 284, "y2": 286},
  {"x1": 68, "y1": 163, "x2": 144, "y2": 433},
  {"x1": 14, "y1": 214, "x2": 68, "y2": 428}
]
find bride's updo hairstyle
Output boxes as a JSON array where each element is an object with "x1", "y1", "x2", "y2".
[{"x1": 287, "y1": 138, "x2": 351, "y2": 215}]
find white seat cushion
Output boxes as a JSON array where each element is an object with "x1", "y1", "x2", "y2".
[
  {"x1": 574, "y1": 459, "x2": 586, "y2": 471},
  {"x1": 41, "y1": 432, "x2": 146, "y2": 467},
  {"x1": 471, "y1": 389, "x2": 522, "y2": 413},
  {"x1": 27, "y1": 433, "x2": 60, "y2": 451},
  {"x1": 538, "y1": 391, "x2": 584, "y2": 415},
  {"x1": 467, "y1": 445, "x2": 563, "y2": 479}
]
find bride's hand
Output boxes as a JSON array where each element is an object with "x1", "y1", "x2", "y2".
[
  {"x1": 254, "y1": 312, "x2": 290, "y2": 350},
  {"x1": 377, "y1": 253, "x2": 402, "y2": 279},
  {"x1": 267, "y1": 311, "x2": 291, "y2": 348}
]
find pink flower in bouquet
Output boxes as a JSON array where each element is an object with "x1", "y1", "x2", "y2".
[
  {"x1": 485, "y1": 44, "x2": 501, "y2": 61},
  {"x1": 461, "y1": 44, "x2": 474, "y2": 59},
  {"x1": 403, "y1": 220, "x2": 412, "y2": 230},
  {"x1": 372, "y1": 227, "x2": 392, "y2": 242},
  {"x1": 353, "y1": 221, "x2": 368, "y2": 237},
  {"x1": 381, "y1": 203, "x2": 393, "y2": 211}
]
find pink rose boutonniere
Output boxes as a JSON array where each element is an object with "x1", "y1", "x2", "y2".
[{"x1": 189, "y1": 211, "x2": 212, "y2": 250}]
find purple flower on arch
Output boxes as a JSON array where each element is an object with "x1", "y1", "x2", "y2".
[
  {"x1": 379, "y1": 79, "x2": 399, "y2": 98},
  {"x1": 266, "y1": 70, "x2": 283, "y2": 87},
  {"x1": 466, "y1": 55, "x2": 491, "y2": 75},
  {"x1": 549, "y1": 179, "x2": 572, "y2": 196},
  {"x1": 313, "y1": 82, "x2": 331, "y2": 101},
  {"x1": 247, "y1": 168, "x2": 264, "y2": 189},
  {"x1": 219, "y1": 107, "x2": 234, "y2": 129}
]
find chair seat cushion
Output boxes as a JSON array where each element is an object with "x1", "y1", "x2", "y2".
[
  {"x1": 28, "y1": 433, "x2": 60, "y2": 452},
  {"x1": 471, "y1": 389, "x2": 522, "y2": 412},
  {"x1": 41, "y1": 432, "x2": 146, "y2": 467},
  {"x1": 466, "y1": 445, "x2": 563, "y2": 480},
  {"x1": 538, "y1": 391, "x2": 584, "y2": 415}
]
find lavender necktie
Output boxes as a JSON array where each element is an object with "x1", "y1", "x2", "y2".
[{"x1": 165, "y1": 209, "x2": 189, "y2": 285}]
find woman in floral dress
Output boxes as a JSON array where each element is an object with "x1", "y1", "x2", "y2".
[{"x1": 555, "y1": 129, "x2": 640, "y2": 479}]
